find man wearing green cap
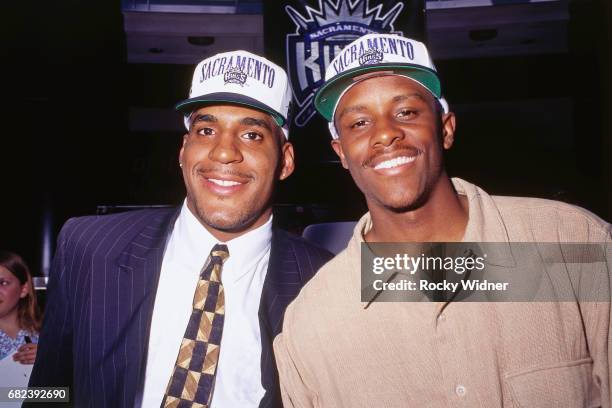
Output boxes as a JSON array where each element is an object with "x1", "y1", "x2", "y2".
[{"x1": 274, "y1": 33, "x2": 611, "y2": 407}]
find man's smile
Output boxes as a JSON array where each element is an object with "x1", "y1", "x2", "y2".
[
  {"x1": 197, "y1": 170, "x2": 252, "y2": 195},
  {"x1": 364, "y1": 148, "x2": 422, "y2": 175},
  {"x1": 373, "y1": 155, "x2": 417, "y2": 170},
  {"x1": 207, "y1": 178, "x2": 244, "y2": 187}
]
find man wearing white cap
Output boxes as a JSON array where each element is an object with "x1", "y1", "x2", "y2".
[
  {"x1": 274, "y1": 34, "x2": 611, "y2": 407},
  {"x1": 28, "y1": 50, "x2": 332, "y2": 408}
]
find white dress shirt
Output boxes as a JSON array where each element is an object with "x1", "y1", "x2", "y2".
[{"x1": 139, "y1": 201, "x2": 272, "y2": 407}]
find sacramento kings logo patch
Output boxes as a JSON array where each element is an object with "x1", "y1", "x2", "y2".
[
  {"x1": 359, "y1": 48, "x2": 384, "y2": 65},
  {"x1": 224, "y1": 66, "x2": 247, "y2": 86},
  {"x1": 285, "y1": 0, "x2": 405, "y2": 127}
]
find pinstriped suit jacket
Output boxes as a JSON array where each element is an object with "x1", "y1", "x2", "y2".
[{"x1": 27, "y1": 207, "x2": 333, "y2": 408}]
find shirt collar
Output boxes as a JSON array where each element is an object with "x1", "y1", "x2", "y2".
[
  {"x1": 223, "y1": 214, "x2": 272, "y2": 283},
  {"x1": 177, "y1": 200, "x2": 273, "y2": 284},
  {"x1": 354, "y1": 178, "x2": 517, "y2": 307},
  {"x1": 451, "y1": 178, "x2": 516, "y2": 268}
]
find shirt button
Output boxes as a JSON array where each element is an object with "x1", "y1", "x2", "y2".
[
  {"x1": 455, "y1": 385, "x2": 467, "y2": 397},
  {"x1": 437, "y1": 314, "x2": 446, "y2": 322}
]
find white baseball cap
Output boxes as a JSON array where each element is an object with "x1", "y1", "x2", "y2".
[
  {"x1": 313, "y1": 34, "x2": 448, "y2": 139},
  {"x1": 176, "y1": 50, "x2": 293, "y2": 138}
]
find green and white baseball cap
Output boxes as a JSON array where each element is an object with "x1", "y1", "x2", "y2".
[
  {"x1": 176, "y1": 50, "x2": 293, "y2": 138},
  {"x1": 314, "y1": 34, "x2": 447, "y2": 139}
]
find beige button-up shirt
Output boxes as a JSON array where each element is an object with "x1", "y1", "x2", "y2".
[{"x1": 274, "y1": 178, "x2": 612, "y2": 407}]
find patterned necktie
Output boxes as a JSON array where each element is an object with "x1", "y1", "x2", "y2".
[{"x1": 162, "y1": 244, "x2": 229, "y2": 408}]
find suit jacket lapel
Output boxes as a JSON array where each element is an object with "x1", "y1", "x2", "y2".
[
  {"x1": 258, "y1": 229, "x2": 305, "y2": 408},
  {"x1": 114, "y1": 208, "x2": 180, "y2": 407},
  {"x1": 261, "y1": 229, "x2": 305, "y2": 336}
]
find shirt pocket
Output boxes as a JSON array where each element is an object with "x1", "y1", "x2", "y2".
[{"x1": 504, "y1": 358, "x2": 600, "y2": 408}]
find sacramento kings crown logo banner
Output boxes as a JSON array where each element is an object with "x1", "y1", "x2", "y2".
[
  {"x1": 264, "y1": 0, "x2": 424, "y2": 134},
  {"x1": 286, "y1": 0, "x2": 404, "y2": 126}
]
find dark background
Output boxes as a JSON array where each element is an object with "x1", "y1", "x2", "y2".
[{"x1": 1, "y1": 0, "x2": 611, "y2": 276}]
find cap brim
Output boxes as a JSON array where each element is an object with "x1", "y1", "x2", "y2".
[
  {"x1": 314, "y1": 64, "x2": 441, "y2": 121},
  {"x1": 175, "y1": 92, "x2": 286, "y2": 127}
]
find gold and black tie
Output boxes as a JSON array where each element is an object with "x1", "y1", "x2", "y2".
[{"x1": 162, "y1": 244, "x2": 229, "y2": 408}]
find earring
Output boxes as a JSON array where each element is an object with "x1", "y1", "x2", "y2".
[{"x1": 179, "y1": 162, "x2": 183, "y2": 168}]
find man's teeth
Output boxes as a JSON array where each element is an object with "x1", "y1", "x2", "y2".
[
  {"x1": 373, "y1": 156, "x2": 416, "y2": 170},
  {"x1": 208, "y1": 178, "x2": 242, "y2": 187}
]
